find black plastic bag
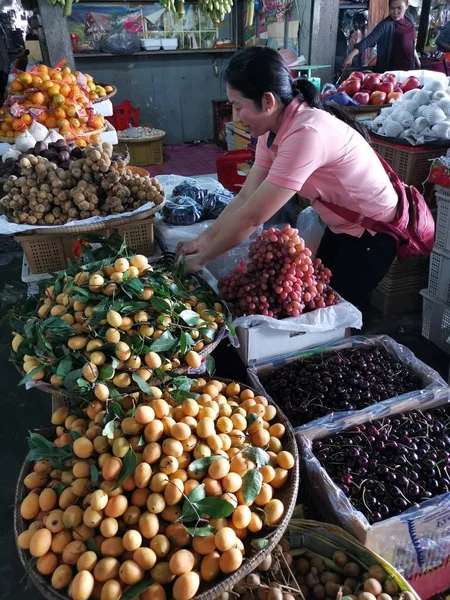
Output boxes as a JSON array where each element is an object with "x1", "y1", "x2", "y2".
[
  {"x1": 162, "y1": 196, "x2": 204, "y2": 225},
  {"x1": 202, "y1": 190, "x2": 233, "y2": 219},
  {"x1": 100, "y1": 31, "x2": 141, "y2": 54}
]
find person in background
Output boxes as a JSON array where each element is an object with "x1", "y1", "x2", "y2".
[
  {"x1": 342, "y1": 0, "x2": 421, "y2": 72},
  {"x1": 436, "y1": 20, "x2": 450, "y2": 53},
  {"x1": 177, "y1": 46, "x2": 401, "y2": 310},
  {"x1": 348, "y1": 13, "x2": 371, "y2": 68},
  {"x1": 335, "y1": 15, "x2": 348, "y2": 74},
  {"x1": 14, "y1": 49, "x2": 29, "y2": 72},
  {"x1": 0, "y1": 18, "x2": 10, "y2": 101}
]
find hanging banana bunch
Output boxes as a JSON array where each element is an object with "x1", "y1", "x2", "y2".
[
  {"x1": 46, "y1": 0, "x2": 79, "y2": 18},
  {"x1": 160, "y1": 0, "x2": 178, "y2": 16},
  {"x1": 245, "y1": 0, "x2": 255, "y2": 27},
  {"x1": 198, "y1": 0, "x2": 233, "y2": 26}
]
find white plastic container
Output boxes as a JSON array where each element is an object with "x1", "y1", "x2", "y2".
[
  {"x1": 141, "y1": 39, "x2": 162, "y2": 51},
  {"x1": 162, "y1": 39, "x2": 178, "y2": 50}
]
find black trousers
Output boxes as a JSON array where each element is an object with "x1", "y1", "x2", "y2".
[{"x1": 316, "y1": 227, "x2": 397, "y2": 309}]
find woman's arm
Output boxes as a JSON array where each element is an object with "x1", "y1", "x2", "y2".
[
  {"x1": 185, "y1": 180, "x2": 296, "y2": 272},
  {"x1": 414, "y1": 49, "x2": 421, "y2": 68},
  {"x1": 342, "y1": 22, "x2": 387, "y2": 70},
  {"x1": 198, "y1": 164, "x2": 269, "y2": 245}
]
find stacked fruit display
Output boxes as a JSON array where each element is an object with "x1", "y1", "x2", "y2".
[
  {"x1": 259, "y1": 346, "x2": 423, "y2": 428},
  {"x1": 311, "y1": 404, "x2": 450, "y2": 524},
  {"x1": 10, "y1": 249, "x2": 227, "y2": 396},
  {"x1": 2, "y1": 141, "x2": 164, "y2": 225},
  {"x1": 324, "y1": 72, "x2": 421, "y2": 106},
  {"x1": 218, "y1": 225, "x2": 338, "y2": 319},
  {"x1": 17, "y1": 379, "x2": 296, "y2": 600},
  {"x1": 0, "y1": 63, "x2": 112, "y2": 143}
]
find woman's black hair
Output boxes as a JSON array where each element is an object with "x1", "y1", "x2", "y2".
[{"x1": 224, "y1": 46, "x2": 370, "y2": 141}]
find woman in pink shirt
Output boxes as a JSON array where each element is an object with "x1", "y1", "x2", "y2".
[{"x1": 178, "y1": 46, "x2": 399, "y2": 309}]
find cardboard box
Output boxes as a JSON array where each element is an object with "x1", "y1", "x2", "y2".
[{"x1": 236, "y1": 324, "x2": 349, "y2": 365}]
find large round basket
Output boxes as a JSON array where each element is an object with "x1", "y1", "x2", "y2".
[
  {"x1": 30, "y1": 319, "x2": 226, "y2": 406},
  {"x1": 22, "y1": 265, "x2": 227, "y2": 406},
  {"x1": 14, "y1": 378, "x2": 300, "y2": 600},
  {"x1": 92, "y1": 84, "x2": 117, "y2": 103},
  {"x1": 287, "y1": 518, "x2": 420, "y2": 599}
]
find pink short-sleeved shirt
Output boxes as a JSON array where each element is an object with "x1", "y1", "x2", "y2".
[{"x1": 254, "y1": 100, "x2": 398, "y2": 237}]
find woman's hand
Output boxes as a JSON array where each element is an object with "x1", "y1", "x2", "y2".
[
  {"x1": 175, "y1": 237, "x2": 205, "y2": 259},
  {"x1": 182, "y1": 253, "x2": 206, "y2": 274}
]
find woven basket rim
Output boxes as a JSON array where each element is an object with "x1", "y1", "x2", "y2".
[
  {"x1": 92, "y1": 85, "x2": 117, "y2": 104},
  {"x1": 117, "y1": 132, "x2": 166, "y2": 143},
  {"x1": 14, "y1": 198, "x2": 165, "y2": 236},
  {"x1": 14, "y1": 377, "x2": 299, "y2": 600},
  {"x1": 0, "y1": 135, "x2": 16, "y2": 143}
]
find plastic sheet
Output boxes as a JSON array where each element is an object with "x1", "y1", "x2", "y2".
[
  {"x1": 293, "y1": 335, "x2": 450, "y2": 578},
  {"x1": 162, "y1": 196, "x2": 203, "y2": 225},
  {"x1": 232, "y1": 295, "x2": 361, "y2": 335},
  {"x1": 172, "y1": 180, "x2": 209, "y2": 204},
  {"x1": 296, "y1": 207, "x2": 326, "y2": 255},
  {"x1": 100, "y1": 31, "x2": 141, "y2": 54}
]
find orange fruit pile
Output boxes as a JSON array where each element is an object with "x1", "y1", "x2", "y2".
[{"x1": 0, "y1": 63, "x2": 112, "y2": 141}]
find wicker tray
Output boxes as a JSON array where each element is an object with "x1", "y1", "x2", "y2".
[
  {"x1": 92, "y1": 84, "x2": 117, "y2": 103},
  {"x1": 15, "y1": 198, "x2": 165, "y2": 236},
  {"x1": 14, "y1": 379, "x2": 300, "y2": 600}
]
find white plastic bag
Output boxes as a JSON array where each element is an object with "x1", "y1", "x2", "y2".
[{"x1": 296, "y1": 207, "x2": 326, "y2": 255}]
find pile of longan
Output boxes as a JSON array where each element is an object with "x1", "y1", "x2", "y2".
[{"x1": 17, "y1": 378, "x2": 296, "y2": 600}]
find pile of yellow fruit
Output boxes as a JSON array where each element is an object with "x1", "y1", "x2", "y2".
[
  {"x1": 17, "y1": 378, "x2": 296, "y2": 600},
  {"x1": 11, "y1": 252, "x2": 227, "y2": 398},
  {"x1": 0, "y1": 62, "x2": 112, "y2": 144}
]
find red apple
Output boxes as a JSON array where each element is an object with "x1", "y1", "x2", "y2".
[
  {"x1": 370, "y1": 90, "x2": 387, "y2": 105},
  {"x1": 401, "y1": 76, "x2": 421, "y2": 92},
  {"x1": 378, "y1": 81, "x2": 394, "y2": 95},
  {"x1": 353, "y1": 91, "x2": 370, "y2": 105},
  {"x1": 349, "y1": 71, "x2": 364, "y2": 81},
  {"x1": 387, "y1": 91, "x2": 403, "y2": 103},
  {"x1": 364, "y1": 74, "x2": 381, "y2": 93},
  {"x1": 393, "y1": 85, "x2": 403, "y2": 94},
  {"x1": 343, "y1": 78, "x2": 361, "y2": 97},
  {"x1": 382, "y1": 73, "x2": 397, "y2": 85}
]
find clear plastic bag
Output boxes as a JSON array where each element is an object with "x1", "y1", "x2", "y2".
[
  {"x1": 100, "y1": 31, "x2": 141, "y2": 54},
  {"x1": 162, "y1": 196, "x2": 203, "y2": 225},
  {"x1": 296, "y1": 207, "x2": 326, "y2": 256},
  {"x1": 292, "y1": 335, "x2": 450, "y2": 578}
]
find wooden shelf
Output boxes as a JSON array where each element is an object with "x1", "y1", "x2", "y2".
[{"x1": 74, "y1": 48, "x2": 236, "y2": 58}]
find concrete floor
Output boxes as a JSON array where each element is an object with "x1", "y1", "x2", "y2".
[{"x1": 0, "y1": 243, "x2": 449, "y2": 599}]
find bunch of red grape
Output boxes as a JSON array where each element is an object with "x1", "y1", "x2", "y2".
[{"x1": 218, "y1": 225, "x2": 339, "y2": 319}]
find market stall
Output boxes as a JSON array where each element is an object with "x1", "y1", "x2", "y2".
[{"x1": 3, "y1": 39, "x2": 450, "y2": 600}]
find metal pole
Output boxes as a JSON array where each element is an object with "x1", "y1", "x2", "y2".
[{"x1": 417, "y1": 0, "x2": 432, "y2": 53}]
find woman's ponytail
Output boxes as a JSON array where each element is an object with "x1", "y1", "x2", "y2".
[{"x1": 296, "y1": 78, "x2": 371, "y2": 142}]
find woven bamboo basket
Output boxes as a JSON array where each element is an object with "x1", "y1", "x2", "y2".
[
  {"x1": 14, "y1": 378, "x2": 299, "y2": 600},
  {"x1": 286, "y1": 518, "x2": 420, "y2": 599},
  {"x1": 0, "y1": 134, "x2": 16, "y2": 143},
  {"x1": 92, "y1": 85, "x2": 117, "y2": 103}
]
